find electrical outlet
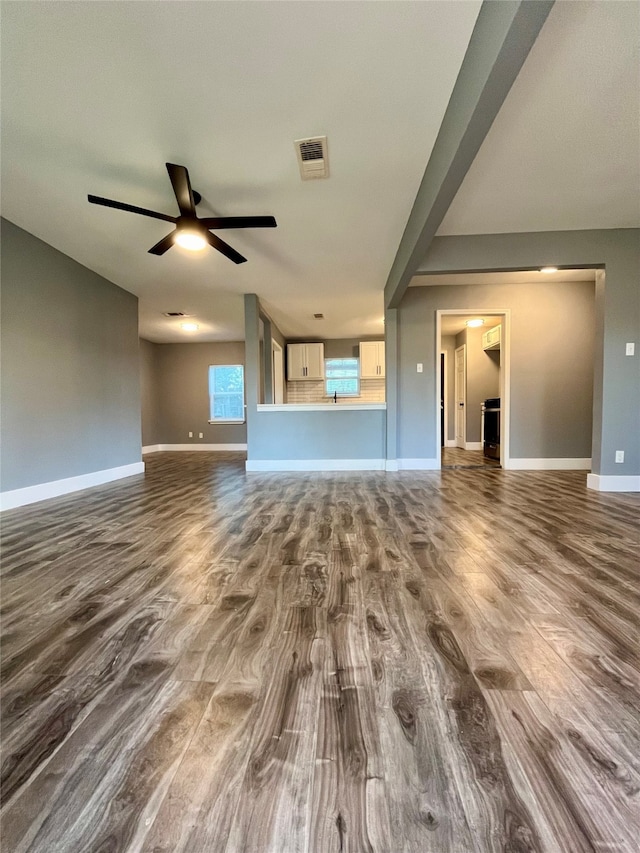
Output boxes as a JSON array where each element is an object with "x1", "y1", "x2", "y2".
[
  {"x1": 199, "y1": 432, "x2": 203, "y2": 439},
  {"x1": 615, "y1": 450, "x2": 624, "y2": 463},
  {"x1": 626, "y1": 342, "x2": 635, "y2": 356},
  {"x1": 188, "y1": 431, "x2": 193, "y2": 438},
  {"x1": 417, "y1": 363, "x2": 423, "y2": 373}
]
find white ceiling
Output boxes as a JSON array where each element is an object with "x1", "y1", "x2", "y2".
[
  {"x1": 438, "y1": 1, "x2": 640, "y2": 236},
  {"x1": 0, "y1": 0, "x2": 481, "y2": 343},
  {"x1": 440, "y1": 315, "x2": 503, "y2": 337}
]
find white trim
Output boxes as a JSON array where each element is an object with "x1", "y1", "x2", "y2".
[
  {"x1": 144, "y1": 444, "x2": 247, "y2": 452},
  {"x1": 464, "y1": 441, "x2": 483, "y2": 451},
  {"x1": 397, "y1": 458, "x2": 440, "y2": 470},
  {"x1": 245, "y1": 458, "x2": 385, "y2": 472},
  {"x1": 445, "y1": 439, "x2": 457, "y2": 448},
  {"x1": 385, "y1": 460, "x2": 399, "y2": 472},
  {"x1": 272, "y1": 339, "x2": 284, "y2": 405},
  {"x1": 0, "y1": 462, "x2": 145, "y2": 511},
  {"x1": 587, "y1": 473, "x2": 640, "y2": 492},
  {"x1": 509, "y1": 458, "x2": 591, "y2": 470},
  {"x1": 256, "y1": 403, "x2": 386, "y2": 412}
]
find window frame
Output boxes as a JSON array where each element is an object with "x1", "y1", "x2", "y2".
[
  {"x1": 324, "y1": 357, "x2": 360, "y2": 398},
  {"x1": 208, "y1": 364, "x2": 246, "y2": 424}
]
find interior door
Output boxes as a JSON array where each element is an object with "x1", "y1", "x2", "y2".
[
  {"x1": 440, "y1": 353, "x2": 445, "y2": 447},
  {"x1": 455, "y1": 344, "x2": 466, "y2": 449}
]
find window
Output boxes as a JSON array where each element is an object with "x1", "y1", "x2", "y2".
[
  {"x1": 208, "y1": 365, "x2": 245, "y2": 422},
  {"x1": 325, "y1": 357, "x2": 359, "y2": 397}
]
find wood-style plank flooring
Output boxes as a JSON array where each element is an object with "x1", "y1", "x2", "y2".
[
  {"x1": 441, "y1": 447, "x2": 500, "y2": 469},
  {"x1": 1, "y1": 452, "x2": 639, "y2": 852}
]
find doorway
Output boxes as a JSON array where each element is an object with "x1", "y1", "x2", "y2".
[{"x1": 437, "y1": 309, "x2": 510, "y2": 470}]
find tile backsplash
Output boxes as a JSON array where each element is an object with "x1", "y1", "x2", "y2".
[{"x1": 286, "y1": 378, "x2": 385, "y2": 404}]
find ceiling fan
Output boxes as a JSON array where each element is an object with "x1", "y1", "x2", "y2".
[{"x1": 88, "y1": 162, "x2": 276, "y2": 264}]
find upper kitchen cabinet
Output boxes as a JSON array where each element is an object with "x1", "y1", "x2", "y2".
[
  {"x1": 482, "y1": 325, "x2": 501, "y2": 351},
  {"x1": 287, "y1": 343, "x2": 325, "y2": 380},
  {"x1": 359, "y1": 341, "x2": 385, "y2": 378}
]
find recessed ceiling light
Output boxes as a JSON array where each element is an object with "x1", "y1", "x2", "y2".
[
  {"x1": 180, "y1": 322, "x2": 199, "y2": 331},
  {"x1": 175, "y1": 231, "x2": 206, "y2": 251},
  {"x1": 466, "y1": 318, "x2": 484, "y2": 327},
  {"x1": 540, "y1": 266, "x2": 558, "y2": 274}
]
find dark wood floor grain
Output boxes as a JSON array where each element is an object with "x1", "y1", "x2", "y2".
[{"x1": 1, "y1": 452, "x2": 639, "y2": 852}]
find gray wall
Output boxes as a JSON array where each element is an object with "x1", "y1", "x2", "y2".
[
  {"x1": 250, "y1": 409, "x2": 386, "y2": 460},
  {"x1": 140, "y1": 339, "x2": 162, "y2": 447},
  {"x1": 397, "y1": 280, "x2": 595, "y2": 461},
  {"x1": 155, "y1": 342, "x2": 247, "y2": 445},
  {"x1": 414, "y1": 229, "x2": 640, "y2": 476},
  {"x1": 1, "y1": 218, "x2": 141, "y2": 492},
  {"x1": 455, "y1": 326, "x2": 500, "y2": 443}
]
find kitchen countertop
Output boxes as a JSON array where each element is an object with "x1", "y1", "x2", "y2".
[{"x1": 256, "y1": 403, "x2": 386, "y2": 412}]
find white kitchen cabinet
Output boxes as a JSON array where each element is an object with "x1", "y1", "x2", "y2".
[
  {"x1": 287, "y1": 343, "x2": 325, "y2": 380},
  {"x1": 359, "y1": 341, "x2": 385, "y2": 378},
  {"x1": 482, "y1": 325, "x2": 501, "y2": 351}
]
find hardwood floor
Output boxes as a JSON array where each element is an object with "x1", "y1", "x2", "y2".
[
  {"x1": 1, "y1": 452, "x2": 639, "y2": 852},
  {"x1": 441, "y1": 447, "x2": 500, "y2": 469}
]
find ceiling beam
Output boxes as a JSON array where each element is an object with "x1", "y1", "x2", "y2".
[{"x1": 384, "y1": 0, "x2": 555, "y2": 309}]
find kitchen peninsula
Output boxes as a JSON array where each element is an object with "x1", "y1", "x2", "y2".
[{"x1": 252, "y1": 341, "x2": 386, "y2": 468}]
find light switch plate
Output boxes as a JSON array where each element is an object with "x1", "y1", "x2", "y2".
[
  {"x1": 625, "y1": 342, "x2": 635, "y2": 356},
  {"x1": 417, "y1": 363, "x2": 423, "y2": 373},
  {"x1": 615, "y1": 450, "x2": 624, "y2": 463}
]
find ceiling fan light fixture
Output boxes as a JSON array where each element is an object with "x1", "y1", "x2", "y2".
[{"x1": 175, "y1": 230, "x2": 207, "y2": 251}]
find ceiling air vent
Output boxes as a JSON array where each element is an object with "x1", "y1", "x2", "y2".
[
  {"x1": 295, "y1": 136, "x2": 329, "y2": 180},
  {"x1": 313, "y1": 313, "x2": 324, "y2": 319},
  {"x1": 164, "y1": 311, "x2": 186, "y2": 317}
]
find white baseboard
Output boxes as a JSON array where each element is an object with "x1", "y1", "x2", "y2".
[
  {"x1": 246, "y1": 458, "x2": 385, "y2": 472},
  {"x1": 143, "y1": 443, "x2": 247, "y2": 453},
  {"x1": 0, "y1": 462, "x2": 145, "y2": 511},
  {"x1": 508, "y1": 458, "x2": 591, "y2": 471},
  {"x1": 445, "y1": 440, "x2": 457, "y2": 448},
  {"x1": 385, "y1": 460, "x2": 399, "y2": 472},
  {"x1": 464, "y1": 441, "x2": 483, "y2": 451},
  {"x1": 396, "y1": 458, "x2": 440, "y2": 471},
  {"x1": 587, "y1": 473, "x2": 640, "y2": 492}
]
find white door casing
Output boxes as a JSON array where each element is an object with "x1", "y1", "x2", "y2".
[{"x1": 272, "y1": 340, "x2": 284, "y2": 404}]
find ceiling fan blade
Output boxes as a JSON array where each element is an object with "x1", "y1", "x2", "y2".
[
  {"x1": 88, "y1": 195, "x2": 176, "y2": 223},
  {"x1": 200, "y1": 215, "x2": 277, "y2": 230},
  {"x1": 166, "y1": 163, "x2": 196, "y2": 217},
  {"x1": 207, "y1": 232, "x2": 247, "y2": 264},
  {"x1": 148, "y1": 232, "x2": 176, "y2": 255}
]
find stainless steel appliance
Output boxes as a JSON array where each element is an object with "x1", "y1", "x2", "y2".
[{"x1": 482, "y1": 397, "x2": 500, "y2": 460}]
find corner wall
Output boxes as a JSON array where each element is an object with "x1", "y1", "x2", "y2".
[
  {"x1": 412, "y1": 229, "x2": 639, "y2": 482},
  {"x1": 397, "y1": 280, "x2": 595, "y2": 463},
  {"x1": 155, "y1": 342, "x2": 247, "y2": 446},
  {"x1": 1, "y1": 218, "x2": 142, "y2": 503}
]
